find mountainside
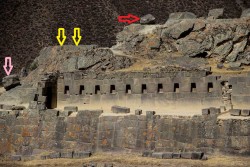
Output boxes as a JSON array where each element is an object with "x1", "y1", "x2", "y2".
[{"x1": 0, "y1": 0, "x2": 250, "y2": 80}]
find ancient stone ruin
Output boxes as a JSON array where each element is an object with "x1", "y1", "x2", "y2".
[{"x1": 0, "y1": 9, "x2": 250, "y2": 163}]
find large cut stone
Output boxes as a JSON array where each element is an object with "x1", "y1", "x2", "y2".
[
  {"x1": 191, "y1": 152, "x2": 204, "y2": 159},
  {"x1": 111, "y1": 105, "x2": 130, "y2": 114},
  {"x1": 140, "y1": 14, "x2": 155, "y2": 24},
  {"x1": 241, "y1": 110, "x2": 250, "y2": 116},
  {"x1": 2, "y1": 74, "x2": 21, "y2": 91},
  {"x1": 181, "y1": 152, "x2": 192, "y2": 159},
  {"x1": 168, "y1": 12, "x2": 197, "y2": 21},
  {"x1": 162, "y1": 152, "x2": 173, "y2": 159},
  {"x1": 152, "y1": 152, "x2": 163, "y2": 159},
  {"x1": 73, "y1": 151, "x2": 92, "y2": 158},
  {"x1": 230, "y1": 109, "x2": 241, "y2": 116}
]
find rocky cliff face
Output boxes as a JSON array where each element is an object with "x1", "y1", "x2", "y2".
[{"x1": 1, "y1": 0, "x2": 250, "y2": 80}]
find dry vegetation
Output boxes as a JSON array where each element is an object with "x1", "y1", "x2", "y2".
[{"x1": 1, "y1": 152, "x2": 250, "y2": 167}]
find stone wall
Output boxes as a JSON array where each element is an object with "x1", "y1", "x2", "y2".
[
  {"x1": 229, "y1": 73, "x2": 250, "y2": 108},
  {"x1": 57, "y1": 71, "x2": 223, "y2": 109},
  {"x1": 0, "y1": 109, "x2": 249, "y2": 157},
  {"x1": 98, "y1": 113, "x2": 250, "y2": 155}
]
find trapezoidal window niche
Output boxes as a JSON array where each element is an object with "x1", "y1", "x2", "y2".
[
  {"x1": 191, "y1": 83, "x2": 197, "y2": 92},
  {"x1": 79, "y1": 85, "x2": 85, "y2": 95},
  {"x1": 141, "y1": 84, "x2": 147, "y2": 94},
  {"x1": 126, "y1": 84, "x2": 132, "y2": 94},
  {"x1": 158, "y1": 83, "x2": 163, "y2": 93},
  {"x1": 110, "y1": 85, "x2": 116, "y2": 94},
  {"x1": 174, "y1": 83, "x2": 180, "y2": 93},
  {"x1": 208, "y1": 82, "x2": 214, "y2": 92},
  {"x1": 95, "y1": 85, "x2": 101, "y2": 94},
  {"x1": 64, "y1": 86, "x2": 69, "y2": 95}
]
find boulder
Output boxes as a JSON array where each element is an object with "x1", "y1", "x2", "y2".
[
  {"x1": 226, "y1": 39, "x2": 248, "y2": 62},
  {"x1": 168, "y1": 12, "x2": 197, "y2": 21},
  {"x1": 213, "y1": 29, "x2": 233, "y2": 47},
  {"x1": 140, "y1": 14, "x2": 156, "y2": 24},
  {"x1": 241, "y1": 8, "x2": 250, "y2": 18},
  {"x1": 162, "y1": 20, "x2": 194, "y2": 39},
  {"x1": 177, "y1": 36, "x2": 213, "y2": 57},
  {"x1": 2, "y1": 74, "x2": 21, "y2": 91},
  {"x1": 228, "y1": 62, "x2": 241, "y2": 68},
  {"x1": 213, "y1": 41, "x2": 233, "y2": 57},
  {"x1": 217, "y1": 63, "x2": 224, "y2": 69},
  {"x1": 208, "y1": 8, "x2": 224, "y2": 19}
]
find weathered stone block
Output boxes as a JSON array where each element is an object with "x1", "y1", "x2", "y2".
[
  {"x1": 181, "y1": 152, "x2": 192, "y2": 159},
  {"x1": 64, "y1": 106, "x2": 78, "y2": 112},
  {"x1": 73, "y1": 151, "x2": 91, "y2": 158},
  {"x1": 146, "y1": 111, "x2": 155, "y2": 117},
  {"x1": 241, "y1": 110, "x2": 250, "y2": 116},
  {"x1": 202, "y1": 109, "x2": 209, "y2": 115},
  {"x1": 191, "y1": 152, "x2": 204, "y2": 159},
  {"x1": 11, "y1": 155, "x2": 21, "y2": 161},
  {"x1": 152, "y1": 152, "x2": 163, "y2": 159},
  {"x1": 135, "y1": 109, "x2": 142, "y2": 115},
  {"x1": 29, "y1": 101, "x2": 37, "y2": 109},
  {"x1": 2, "y1": 74, "x2": 20, "y2": 90},
  {"x1": 172, "y1": 153, "x2": 181, "y2": 159},
  {"x1": 111, "y1": 105, "x2": 130, "y2": 114},
  {"x1": 142, "y1": 150, "x2": 153, "y2": 157},
  {"x1": 104, "y1": 163, "x2": 113, "y2": 167},
  {"x1": 38, "y1": 95, "x2": 47, "y2": 103},
  {"x1": 41, "y1": 155, "x2": 47, "y2": 160},
  {"x1": 230, "y1": 109, "x2": 241, "y2": 116},
  {"x1": 60, "y1": 151, "x2": 73, "y2": 158},
  {"x1": 48, "y1": 152, "x2": 60, "y2": 159},
  {"x1": 162, "y1": 152, "x2": 173, "y2": 159},
  {"x1": 209, "y1": 107, "x2": 221, "y2": 115},
  {"x1": 2, "y1": 104, "x2": 13, "y2": 110}
]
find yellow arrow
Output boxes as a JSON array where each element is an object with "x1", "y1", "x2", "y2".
[
  {"x1": 56, "y1": 28, "x2": 66, "y2": 46},
  {"x1": 72, "y1": 28, "x2": 82, "y2": 46}
]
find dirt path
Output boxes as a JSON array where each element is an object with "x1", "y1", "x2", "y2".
[{"x1": 1, "y1": 152, "x2": 250, "y2": 167}]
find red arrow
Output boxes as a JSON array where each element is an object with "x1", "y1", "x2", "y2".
[
  {"x1": 118, "y1": 14, "x2": 140, "y2": 24},
  {"x1": 3, "y1": 57, "x2": 13, "y2": 76}
]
